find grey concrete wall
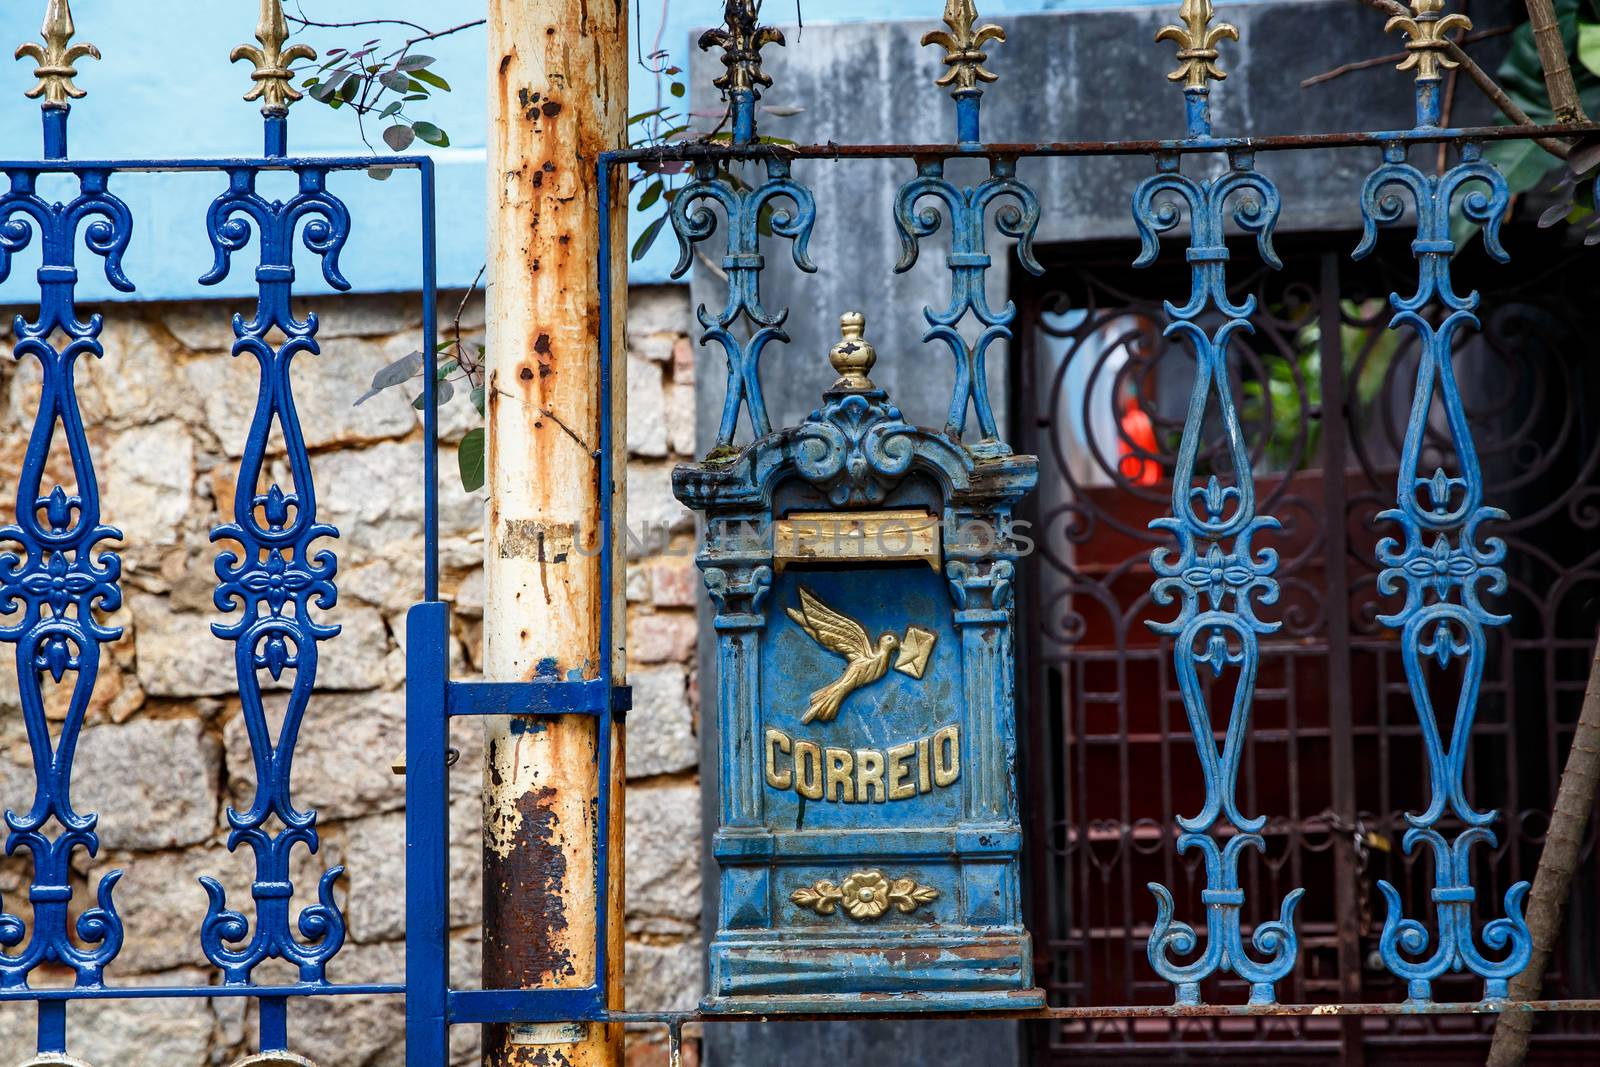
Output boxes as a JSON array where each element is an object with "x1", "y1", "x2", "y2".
[{"x1": 689, "y1": 4, "x2": 1513, "y2": 1064}]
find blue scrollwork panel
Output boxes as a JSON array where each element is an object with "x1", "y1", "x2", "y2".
[
  {"x1": 0, "y1": 167, "x2": 133, "y2": 990},
  {"x1": 1355, "y1": 141, "x2": 1532, "y2": 1004},
  {"x1": 1136, "y1": 152, "x2": 1303, "y2": 1007},
  {"x1": 196, "y1": 166, "x2": 351, "y2": 985},
  {"x1": 893, "y1": 157, "x2": 1042, "y2": 451},
  {"x1": 669, "y1": 157, "x2": 816, "y2": 453}
]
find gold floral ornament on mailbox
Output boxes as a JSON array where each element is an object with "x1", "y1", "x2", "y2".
[
  {"x1": 1155, "y1": 0, "x2": 1238, "y2": 90},
  {"x1": 1383, "y1": 0, "x2": 1471, "y2": 82},
  {"x1": 14, "y1": 0, "x2": 99, "y2": 109},
  {"x1": 922, "y1": 0, "x2": 1006, "y2": 95},
  {"x1": 792, "y1": 870, "x2": 940, "y2": 920},
  {"x1": 232, "y1": 0, "x2": 319, "y2": 114}
]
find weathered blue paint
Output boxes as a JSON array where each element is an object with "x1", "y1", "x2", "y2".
[
  {"x1": 669, "y1": 156, "x2": 817, "y2": 450},
  {"x1": 1357, "y1": 80, "x2": 1533, "y2": 1004},
  {"x1": 892, "y1": 148, "x2": 1042, "y2": 448},
  {"x1": 674, "y1": 303, "x2": 1043, "y2": 1008},
  {"x1": 1135, "y1": 133, "x2": 1301, "y2": 1006}
]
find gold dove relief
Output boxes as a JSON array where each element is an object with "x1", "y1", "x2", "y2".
[{"x1": 786, "y1": 586, "x2": 937, "y2": 724}]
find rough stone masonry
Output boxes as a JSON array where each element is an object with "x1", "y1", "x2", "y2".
[{"x1": 0, "y1": 286, "x2": 702, "y2": 1066}]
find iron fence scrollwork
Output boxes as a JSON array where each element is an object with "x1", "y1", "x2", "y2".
[{"x1": 0, "y1": 0, "x2": 1595, "y2": 1061}]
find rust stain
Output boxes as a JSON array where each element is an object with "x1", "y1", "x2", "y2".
[{"x1": 483, "y1": 786, "x2": 577, "y2": 986}]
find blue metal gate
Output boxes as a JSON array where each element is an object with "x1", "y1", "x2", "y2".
[{"x1": 0, "y1": 0, "x2": 1598, "y2": 1063}]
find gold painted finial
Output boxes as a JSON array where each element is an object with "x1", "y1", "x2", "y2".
[
  {"x1": 231, "y1": 0, "x2": 318, "y2": 113},
  {"x1": 829, "y1": 312, "x2": 879, "y2": 392},
  {"x1": 921, "y1": 0, "x2": 1006, "y2": 94},
  {"x1": 1384, "y1": 0, "x2": 1471, "y2": 81},
  {"x1": 699, "y1": 0, "x2": 785, "y2": 98},
  {"x1": 1155, "y1": 0, "x2": 1239, "y2": 91},
  {"x1": 14, "y1": 0, "x2": 99, "y2": 109}
]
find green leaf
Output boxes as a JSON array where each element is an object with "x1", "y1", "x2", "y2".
[
  {"x1": 380, "y1": 100, "x2": 403, "y2": 119},
  {"x1": 380, "y1": 69, "x2": 412, "y2": 92},
  {"x1": 631, "y1": 214, "x2": 668, "y2": 262},
  {"x1": 637, "y1": 180, "x2": 664, "y2": 211},
  {"x1": 458, "y1": 428, "x2": 486, "y2": 492},
  {"x1": 383, "y1": 124, "x2": 416, "y2": 151},
  {"x1": 368, "y1": 166, "x2": 395, "y2": 182},
  {"x1": 412, "y1": 68, "x2": 451, "y2": 91},
  {"x1": 670, "y1": 81, "x2": 686, "y2": 98},
  {"x1": 471, "y1": 385, "x2": 486, "y2": 417},
  {"x1": 1580, "y1": 23, "x2": 1600, "y2": 78},
  {"x1": 397, "y1": 54, "x2": 437, "y2": 71},
  {"x1": 412, "y1": 377, "x2": 455, "y2": 410},
  {"x1": 354, "y1": 350, "x2": 424, "y2": 405},
  {"x1": 1489, "y1": 137, "x2": 1563, "y2": 196},
  {"x1": 412, "y1": 121, "x2": 450, "y2": 147}
]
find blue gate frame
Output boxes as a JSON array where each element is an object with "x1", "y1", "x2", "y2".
[{"x1": 1, "y1": 0, "x2": 1600, "y2": 1064}]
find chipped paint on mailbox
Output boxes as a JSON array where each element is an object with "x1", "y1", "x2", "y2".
[{"x1": 674, "y1": 313, "x2": 1044, "y2": 1011}]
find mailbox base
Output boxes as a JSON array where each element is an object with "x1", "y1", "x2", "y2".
[
  {"x1": 706, "y1": 928, "x2": 1043, "y2": 1012},
  {"x1": 702, "y1": 988, "x2": 1048, "y2": 1015}
]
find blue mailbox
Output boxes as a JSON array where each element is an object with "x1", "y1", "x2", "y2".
[{"x1": 675, "y1": 314, "x2": 1043, "y2": 1012}]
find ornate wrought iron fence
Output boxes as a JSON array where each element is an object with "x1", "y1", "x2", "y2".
[
  {"x1": 2, "y1": 0, "x2": 1600, "y2": 1064},
  {"x1": 0, "y1": 1, "x2": 447, "y2": 1063}
]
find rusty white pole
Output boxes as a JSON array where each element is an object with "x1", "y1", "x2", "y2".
[{"x1": 482, "y1": 1, "x2": 626, "y2": 1064}]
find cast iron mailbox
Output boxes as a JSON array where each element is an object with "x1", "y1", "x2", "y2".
[{"x1": 675, "y1": 313, "x2": 1044, "y2": 1011}]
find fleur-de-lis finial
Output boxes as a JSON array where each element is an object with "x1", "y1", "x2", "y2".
[
  {"x1": 14, "y1": 0, "x2": 99, "y2": 109},
  {"x1": 922, "y1": 0, "x2": 1006, "y2": 95},
  {"x1": 232, "y1": 0, "x2": 318, "y2": 113},
  {"x1": 699, "y1": 0, "x2": 785, "y2": 97},
  {"x1": 1384, "y1": 0, "x2": 1471, "y2": 82},
  {"x1": 1155, "y1": 0, "x2": 1239, "y2": 91}
]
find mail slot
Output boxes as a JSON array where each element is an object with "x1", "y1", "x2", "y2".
[{"x1": 674, "y1": 314, "x2": 1044, "y2": 1011}]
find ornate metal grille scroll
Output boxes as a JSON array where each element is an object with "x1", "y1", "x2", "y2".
[
  {"x1": 1358, "y1": 4, "x2": 1533, "y2": 1005},
  {"x1": 1135, "y1": 1, "x2": 1302, "y2": 1008},
  {"x1": 0, "y1": 2, "x2": 440, "y2": 1063}
]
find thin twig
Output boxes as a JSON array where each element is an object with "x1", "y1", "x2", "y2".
[
  {"x1": 453, "y1": 266, "x2": 489, "y2": 390},
  {"x1": 288, "y1": 14, "x2": 432, "y2": 36},
  {"x1": 1437, "y1": 2, "x2": 1468, "y2": 172},
  {"x1": 1300, "y1": 25, "x2": 1512, "y2": 87},
  {"x1": 1352, "y1": 0, "x2": 1571, "y2": 159}
]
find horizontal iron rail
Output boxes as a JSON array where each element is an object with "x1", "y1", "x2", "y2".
[
  {"x1": 446, "y1": 679, "x2": 632, "y2": 718},
  {"x1": 0, "y1": 156, "x2": 432, "y2": 172},
  {"x1": 611, "y1": 1000, "x2": 1600, "y2": 1023},
  {"x1": 449, "y1": 986, "x2": 604, "y2": 1024},
  {"x1": 0, "y1": 983, "x2": 405, "y2": 1002},
  {"x1": 601, "y1": 122, "x2": 1600, "y2": 165}
]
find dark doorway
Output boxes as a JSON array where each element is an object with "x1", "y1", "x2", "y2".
[{"x1": 1013, "y1": 226, "x2": 1600, "y2": 1064}]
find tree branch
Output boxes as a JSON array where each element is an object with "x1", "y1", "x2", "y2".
[
  {"x1": 1525, "y1": 0, "x2": 1590, "y2": 123},
  {"x1": 1301, "y1": 26, "x2": 1513, "y2": 87},
  {"x1": 1353, "y1": 0, "x2": 1571, "y2": 158},
  {"x1": 286, "y1": 13, "x2": 487, "y2": 49},
  {"x1": 1485, "y1": 631, "x2": 1600, "y2": 1066}
]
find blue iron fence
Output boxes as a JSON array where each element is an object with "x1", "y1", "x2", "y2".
[
  {"x1": 0, "y1": 0, "x2": 1598, "y2": 1064},
  {"x1": 0, "y1": 1, "x2": 441, "y2": 1062}
]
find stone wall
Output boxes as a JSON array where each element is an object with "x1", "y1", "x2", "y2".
[{"x1": 0, "y1": 285, "x2": 701, "y2": 1066}]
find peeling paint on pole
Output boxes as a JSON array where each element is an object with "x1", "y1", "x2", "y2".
[{"x1": 483, "y1": 0, "x2": 626, "y2": 1064}]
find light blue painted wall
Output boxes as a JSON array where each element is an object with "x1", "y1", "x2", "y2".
[{"x1": 0, "y1": 0, "x2": 1187, "y2": 304}]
